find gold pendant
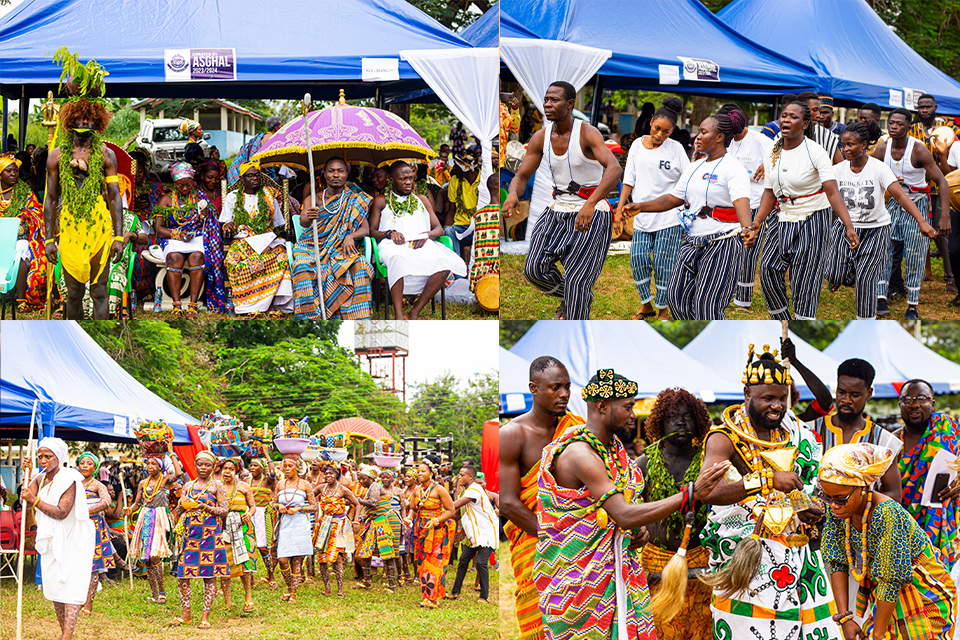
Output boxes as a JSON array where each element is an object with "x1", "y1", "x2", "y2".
[
  {"x1": 759, "y1": 447, "x2": 798, "y2": 473},
  {"x1": 596, "y1": 507, "x2": 608, "y2": 529},
  {"x1": 785, "y1": 533, "x2": 809, "y2": 547}
]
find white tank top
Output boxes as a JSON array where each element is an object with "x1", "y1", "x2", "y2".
[
  {"x1": 543, "y1": 119, "x2": 605, "y2": 207},
  {"x1": 884, "y1": 135, "x2": 927, "y2": 189}
]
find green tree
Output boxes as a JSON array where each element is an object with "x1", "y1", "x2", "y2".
[
  {"x1": 209, "y1": 319, "x2": 341, "y2": 349},
  {"x1": 650, "y1": 321, "x2": 709, "y2": 348},
  {"x1": 407, "y1": 0, "x2": 489, "y2": 30},
  {"x1": 499, "y1": 320, "x2": 535, "y2": 349},
  {"x1": 407, "y1": 372, "x2": 497, "y2": 463}
]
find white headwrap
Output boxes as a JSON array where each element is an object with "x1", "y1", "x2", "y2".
[{"x1": 37, "y1": 437, "x2": 68, "y2": 469}]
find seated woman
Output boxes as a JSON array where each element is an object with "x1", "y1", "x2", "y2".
[
  {"x1": 129, "y1": 149, "x2": 167, "y2": 306},
  {"x1": 154, "y1": 162, "x2": 219, "y2": 318},
  {"x1": 291, "y1": 157, "x2": 373, "y2": 319},
  {"x1": 0, "y1": 153, "x2": 46, "y2": 311},
  {"x1": 819, "y1": 443, "x2": 957, "y2": 640},
  {"x1": 220, "y1": 161, "x2": 292, "y2": 316},
  {"x1": 368, "y1": 161, "x2": 466, "y2": 319}
]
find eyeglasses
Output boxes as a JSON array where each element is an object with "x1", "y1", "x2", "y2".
[
  {"x1": 899, "y1": 395, "x2": 933, "y2": 406},
  {"x1": 814, "y1": 485, "x2": 857, "y2": 507}
]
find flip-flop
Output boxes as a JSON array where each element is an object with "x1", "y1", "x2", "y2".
[
  {"x1": 168, "y1": 618, "x2": 189, "y2": 627},
  {"x1": 242, "y1": 604, "x2": 255, "y2": 613},
  {"x1": 631, "y1": 311, "x2": 656, "y2": 320},
  {"x1": 197, "y1": 621, "x2": 211, "y2": 629}
]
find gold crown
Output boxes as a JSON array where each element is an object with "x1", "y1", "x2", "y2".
[{"x1": 742, "y1": 343, "x2": 793, "y2": 386}]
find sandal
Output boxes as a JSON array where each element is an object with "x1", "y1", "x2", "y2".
[
  {"x1": 631, "y1": 310, "x2": 655, "y2": 320},
  {"x1": 197, "y1": 621, "x2": 211, "y2": 629},
  {"x1": 185, "y1": 302, "x2": 198, "y2": 319},
  {"x1": 419, "y1": 600, "x2": 438, "y2": 609},
  {"x1": 171, "y1": 302, "x2": 184, "y2": 317},
  {"x1": 156, "y1": 594, "x2": 167, "y2": 604},
  {"x1": 267, "y1": 310, "x2": 284, "y2": 319},
  {"x1": 242, "y1": 603, "x2": 255, "y2": 613},
  {"x1": 168, "y1": 617, "x2": 190, "y2": 627},
  {"x1": 444, "y1": 593, "x2": 459, "y2": 600}
]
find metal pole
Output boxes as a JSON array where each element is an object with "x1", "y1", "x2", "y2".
[
  {"x1": 589, "y1": 76, "x2": 603, "y2": 127},
  {"x1": 19, "y1": 86, "x2": 28, "y2": 151}
]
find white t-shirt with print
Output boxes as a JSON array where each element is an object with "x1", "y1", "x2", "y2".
[
  {"x1": 669, "y1": 154, "x2": 751, "y2": 237},
  {"x1": 947, "y1": 140, "x2": 960, "y2": 171},
  {"x1": 728, "y1": 129, "x2": 773, "y2": 210},
  {"x1": 624, "y1": 137, "x2": 689, "y2": 232},
  {"x1": 763, "y1": 138, "x2": 835, "y2": 222},
  {"x1": 833, "y1": 157, "x2": 897, "y2": 228}
]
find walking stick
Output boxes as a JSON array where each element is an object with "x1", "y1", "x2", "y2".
[
  {"x1": 16, "y1": 400, "x2": 38, "y2": 640},
  {"x1": 118, "y1": 469, "x2": 133, "y2": 590},
  {"x1": 301, "y1": 93, "x2": 327, "y2": 320},
  {"x1": 781, "y1": 320, "x2": 791, "y2": 410}
]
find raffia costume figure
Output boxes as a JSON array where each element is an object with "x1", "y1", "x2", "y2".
[{"x1": 699, "y1": 347, "x2": 842, "y2": 640}]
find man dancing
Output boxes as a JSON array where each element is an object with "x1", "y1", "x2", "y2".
[
  {"x1": 44, "y1": 63, "x2": 124, "y2": 320},
  {"x1": 500, "y1": 356, "x2": 582, "y2": 640},
  {"x1": 503, "y1": 81, "x2": 622, "y2": 320},
  {"x1": 636, "y1": 388, "x2": 714, "y2": 640},
  {"x1": 699, "y1": 346, "x2": 841, "y2": 640},
  {"x1": 535, "y1": 369, "x2": 729, "y2": 640}
]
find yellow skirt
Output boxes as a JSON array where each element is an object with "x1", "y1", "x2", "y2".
[{"x1": 59, "y1": 197, "x2": 113, "y2": 284}]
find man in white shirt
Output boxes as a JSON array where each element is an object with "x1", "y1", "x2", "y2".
[{"x1": 446, "y1": 464, "x2": 498, "y2": 603}]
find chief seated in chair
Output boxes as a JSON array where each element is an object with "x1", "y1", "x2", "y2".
[
  {"x1": 291, "y1": 157, "x2": 374, "y2": 319},
  {"x1": 219, "y1": 162, "x2": 293, "y2": 317},
  {"x1": 368, "y1": 161, "x2": 466, "y2": 319}
]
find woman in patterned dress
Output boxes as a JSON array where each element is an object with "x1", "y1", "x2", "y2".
[
  {"x1": 272, "y1": 456, "x2": 318, "y2": 603},
  {"x1": 248, "y1": 452, "x2": 277, "y2": 588},
  {"x1": 169, "y1": 451, "x2": 229, "y2": 629},
  {"x1": 381, "y1": 469, "x2": 405, "y2": 585},
  {"x1": 401, "y1": 468, "x2": 419, "y2": 584},
  {"x1": 77, "y1": 452, "x2": 115, "y2": 615},
  {"x1": 217, "y1": 458, "x2": 256, "y2": 612},
  {"x1": 412, "y1": 455, "x2": 456, "y2": 608},
  {"x1": 314, "y1": 464, "x2": 361, "y2": 597},
  {"x1": 127, "y1": 442, "x2": 181, "y2": 604}
]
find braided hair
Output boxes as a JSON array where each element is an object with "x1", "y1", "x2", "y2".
[
  {"x1": 708, "y1": 109, "x2": 746, "y2": 148},
  {"x1": 843, "y1": 121, "x2": 880, "y2": 148},
  {"x1": 770, "y1": 100, "x2": 812, "y2": 168},
  {"x1": 651, "y1": 96, "x2": 683, "y2": 128}
]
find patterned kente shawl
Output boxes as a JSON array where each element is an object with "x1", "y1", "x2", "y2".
[
  {"x1": 227, "y1": 133, "x2": 266, "y2": 185},
  {"x1": 1, "y1": 185, "x2": 46, "y2": 307},
  {"x1": 899, "y1": 412, "x2": 960, "y2": 566},
  {"x1": 291, "y1": 189, "x2": 372, "y2": 320},
  {"x1": 535, "y1": 426, "x2": 655, "y2": 640},
  {"x1": 163, "y1": 189, "x2": 225, "y2": 312}
]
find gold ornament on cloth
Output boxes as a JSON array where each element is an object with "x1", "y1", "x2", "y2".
[{"x1": 581, "y1": 368, "x2": 638, "y2": 401}]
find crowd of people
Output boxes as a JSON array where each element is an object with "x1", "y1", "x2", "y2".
[
  {"x1": 13, "y1": 440, "x2": 498, "y2": 639},
  {"x1": 501, "y1": 343, "x2": 960, "y2": 640},
  {"x1": 1, "y1": 55, "x2": 500, "y2": 320},
  {"x1": 502, "y1": 82, "x2": 958, "y2": 320}
]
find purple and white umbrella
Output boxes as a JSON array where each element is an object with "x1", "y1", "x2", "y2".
[{"x1": 252, "y1": 93, "x2": 435, "y2": 171}]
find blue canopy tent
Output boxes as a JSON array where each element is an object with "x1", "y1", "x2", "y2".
[
  {"x1": 0, "y1": 0, "x2": 474, "y2": 147},
  {"x1": 0, "y1": 321, "x2": 197, "y2": 443},
  {"x1": 499, "y1": 346, "x2": 587, "y2": 416},
  {"x1": 682, "y1": 321, "x2": 845, "y2": 400},
  {"x1": 500, "y1": 0, "x2": 820, "y2": 111},
  {"x1": 509, "y1": 321, "x2": 743, "y2": 403},
  {"x1": 719, "y1": 0, "x2": 960, "y2": 114},
  {"x1": 459, "y1": 5, "x2": 500, "y2": 48},
  {"x1": 823, "y1": 321, "x2": 960, "y2": 397}
]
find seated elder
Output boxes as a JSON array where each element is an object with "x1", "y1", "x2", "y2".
[
  {"x1": 291, "y1": 157, "x2": 373, "y2": 319},
  {"x1": 368, "y1": 161, "x2": 466, "y2": 319},
  {"x1": 220, "y1": 162, "x2": 292, "y2": 316}
]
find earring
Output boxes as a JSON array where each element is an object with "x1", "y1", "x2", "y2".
[{"x1": 861, "y1": 489, "x2": 866, "y2": 495}]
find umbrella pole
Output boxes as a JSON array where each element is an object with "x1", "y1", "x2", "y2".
[
  {"x1": 301, "y1": 93, "x2": 327, "y2": 320},
  {"x1": 16, "y1": 400, "x2": 38, "y2": 640}
]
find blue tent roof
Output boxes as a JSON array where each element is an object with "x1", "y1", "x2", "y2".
[
  {"x1": 0, "y1": 0, "x2": 472, "y2": 100},
  {"x1": 823, "y1": 321, "x2": 960, "y2": 397},
  {"x1": 500, "y1": 0, "x2": 820, "y2": 97},
  {"x1": 0, "y1": 321, "x2": 197, "y2": 443},
  {"x1": 459, "y1": 7, "x2": 499, "y2": 48},
  {"x1": 682, "y1": 321, "x2": 848, "y2": 400},
  {"x1": 509, "y1": 321, "x2": 743, "y2": 403},
  {"x1": 719, "y1": 0, "x2": 960, "y2": 114},
  {"x1": 499, "y1": 346, "x2": 588, "y2": 416}
]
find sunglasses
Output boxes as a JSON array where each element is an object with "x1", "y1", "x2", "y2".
[
  {"x1": 899, "y1": 395, "x2": 933, "y2": 406},
  {"x1": 814, "y1": 485, "x2": 857, "y2": 507}
]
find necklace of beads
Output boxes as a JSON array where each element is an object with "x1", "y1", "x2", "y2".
[
  {"x1": 417, "y1": 481, "x2": 438, "y2": 511},
  {"x1": 739, "y1": 407, "x2": 786, "y2": 499},
  {"x1": 552, "y1": 427, "x2": 629, "y2": 511},
  {"x1": 845, "y1": 489, "x2": 873, "y2": 583},
  {"x1": 387, "y1": 190, "x2": 420, "y2": 218},
  {"x1": 142, "y1": 472, "x2": 165, "y2": 504},
  {"x1": 279, "y1": 478, "x2": 300, "y2": 505},
  {"x1": 321, "y1": 188, "x2": 345, "y2": 214}
]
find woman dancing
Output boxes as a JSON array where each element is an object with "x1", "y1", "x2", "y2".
[
  {"x1": 412, "y1": 455, "x2": 456, "y2": 608},
  {"x1": 314, "y1": 464, "x2": 361, "y2": 597},
  {"x1": 77, "y1": 452, "x2": 115, "y2": 615},
  {"x1": 273, "y1": 455, "x2": 318, "y2": 603}
]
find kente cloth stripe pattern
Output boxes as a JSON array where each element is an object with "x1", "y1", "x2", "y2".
[
  {"x1": 225, "y1": 238, "x2": 289, "y2": 308},
  {"x1": 176, "y1": 483, "x2": 229, "y2": 579},
  {"x1": 667, "y1": 231, "x2": 742, "y2": 320},
  {"x1": 504, "y1": 414, "x2": 582, "y2": 640},
  {"x1": 535, "y1": 427, "x2": 655, "y2": 640},
  {"x1": 470, "y1": 204, "x2": 501, "y2": 291},
  {"x1": 759, "y1": 208, "x2": 831, "y2": 319},
  {"x1": 878, "y1": 193, "x2": 930, "y2": 306},
  {"x1": 825, "y1": 221, "x2": 891, "y2": 318},
  {"x1": 523, "y1": 206, "x2": 612, "y2": 320}
]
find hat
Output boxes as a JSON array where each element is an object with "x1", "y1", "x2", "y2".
[
  {"x1": 819, "y1": 443, "x2": 894, "y2": 487},
  {"x1": 180, "y1": 119, "x2": 201, "y2": 135},
  {"x1": 0, "y1": 153, "x2": 21, "y2": 173},
  {"x1": 581, "y1": 369, "x2": 638, "y2": 402},
  {"x1": 741, "y1": 344, "x2": 792, "y2": 386},
  {"x1": 170, "y1": 162, "x2": 195, "y2": 182},
  {"x1": 819, "y1": 94, "x2": 835, "y2": 109}
]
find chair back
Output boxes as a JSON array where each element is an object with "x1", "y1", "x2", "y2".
[
  {"x1": 0, "y1": 510, "x2": 17, "y2": 550},
  {"x1": 0, "y1": 218, "x2": 21, "y2": 294}
]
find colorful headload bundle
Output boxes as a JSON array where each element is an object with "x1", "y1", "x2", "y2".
[
  {"x1": 250, "y1": 423, "x2": 272, "y2": 443},
  {"x1": 273, "y1": 415, "x2": 310, "y2": 456},
  {"x1": 373, "y1": 439, "x2": 402, "y2": 468},
  {"x1": 133, "y1": 419, "x2": 173, "y2": 458},
  {"x1": 201, "y1": 411, "x2": 254, "y2": 458},
  {"x1": 305, "y1": 433, "x2": 349, "y2": 463}
]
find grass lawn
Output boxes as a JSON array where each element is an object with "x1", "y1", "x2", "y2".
[
  {"x1": 2, "y1": 556, "x2": 496, "y2": 640},
  {"x1": 501, "y1": 251, "x2": 959, "y2": 321},
  {"x1": 498, "y1": 545, "x2": 520, "y2": 640}
]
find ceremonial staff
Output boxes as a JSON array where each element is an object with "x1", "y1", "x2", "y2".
[
  {"x1": 16, "y1": 400, "x2": 38, "y2": 640},
  {"x1": 301, "y1": 93, "x2": 327, "y2": 320}
]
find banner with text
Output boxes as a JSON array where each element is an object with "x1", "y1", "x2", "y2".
[{"x1": 165, "y1": 48, "x2": 237, "y2": 81}]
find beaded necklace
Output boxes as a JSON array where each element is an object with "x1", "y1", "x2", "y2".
[
  {"x1": 386, "y1": 190, "x2": 420, "y2": 218},
  {"x1": 320, "y1": 188, "x2": 345, "y2": 215},
  {"x1": 142, "y1": 472, "x2": 165, "y2": 504},
  {"x1": 550, "y1": 426, "x2": 632, "y2": 517},
  {"x1": 845, "y1": 490, "x2": 874, "y2": 583},
  {"x1": 645, "y1": 440, "x2": 706, "y2": 533},
  {"x1": 739, "y1": 407, "x2": 786, "y2": 498},
  {"x1": 279, "y1": 477, "x2": 300, "y2": 505},
  {"x1": 417, "y1": 481, "x2": 438, "y2": 512}
]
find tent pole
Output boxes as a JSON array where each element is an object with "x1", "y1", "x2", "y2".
[
  {"x1": 375, "y1": 86, "x2": 382, "y2": 110},
  {"x1": 19, "y1": 86, "x2": 28, "y2": 151},
  {"x1": 2, "y1": 96, "x2": 7, "y2": 153},
  {"x1": 589, "y1": 76, "x2": 602, "y2": 127}
]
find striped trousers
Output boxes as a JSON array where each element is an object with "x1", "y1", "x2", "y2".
[
  {"x1": 759, "y1": 208, "x2": 831, "y2": 319},
  {"x1": 666, "y1": 231, "x2": 742, "y2": 320},
  {"x1": 879, "y1": 193, "x2": 930, "y2": 306},
  {"x1": 523, "y1": 205, "x2": 612, "y2": 320},
  {"x1": 629, "y1": 225, "x2": 683, "y2": 309},
  {"x1": 734, "y1": 208, "x2": 763, "y2": 307},
  {"x1": 826, "y1": 221, "x2": 891, "y2": 319}
]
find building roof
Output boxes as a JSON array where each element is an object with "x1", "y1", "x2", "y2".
[{"x1": 128, "y1": 98, "x2": 263, "y2": 121}]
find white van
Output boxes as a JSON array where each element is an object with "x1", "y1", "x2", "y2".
[{"x1": 135, "y1": 118, "x2": 210, "y2": 174}]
